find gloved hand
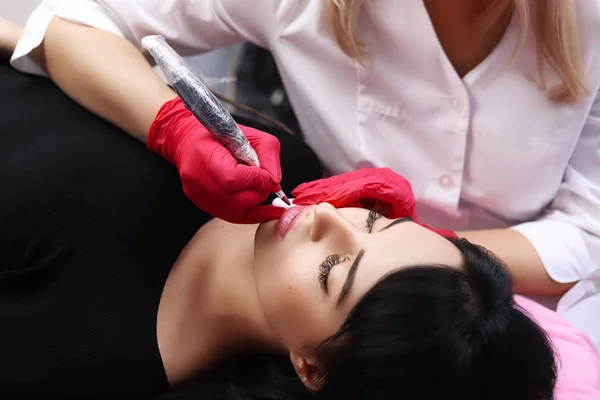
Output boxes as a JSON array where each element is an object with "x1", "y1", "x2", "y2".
[
  {"x1": 292, "y1": 167, "x2": 417, "y2": 219},
  {"x1": 292, "y1": 168, "x2": 457, "y2": 238},
  {"x1": 148, "y1": 97, "x2": 284, "y2": 223}
]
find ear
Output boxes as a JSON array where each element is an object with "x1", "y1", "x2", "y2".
[{"x1": 289, "y1": 351, "x2": 324, "y2": 391}]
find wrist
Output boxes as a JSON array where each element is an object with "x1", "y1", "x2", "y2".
[
  {"x1": 147, "y1": 96, "x2": 193, "y2": 165},
  {"x1": 143, "y1": 86, "x2": 178, "y2": 136}
]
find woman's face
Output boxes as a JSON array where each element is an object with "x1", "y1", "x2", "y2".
[{"x1": 252, "y1": 203, "x2": 463, "y2": 354}]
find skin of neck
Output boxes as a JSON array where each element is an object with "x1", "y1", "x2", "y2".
[
  {"x1": 202, "y1": 223, "x2": 283, "y2": 356},
  {"x1": 158, "y1": 221, "x2": 285, "y2": 384}
]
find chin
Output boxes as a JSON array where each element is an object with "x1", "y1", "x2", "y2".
[{"x1": 254, "y1": 219, "x2": 278, "y2": 251}]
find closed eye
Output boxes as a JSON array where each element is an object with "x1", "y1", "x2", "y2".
[
  {"x1": 319, "y1": 254, "x2": 347, "y2": 293},
  {"x1": 365, "y1": 208, "x2": 383, "y2": 232},
  {"x1": 336, "y1": 217, "x2": 413, "y2": 308},
  {"x1": 381, "y1": 216, "x2": 413, "y2": 231}
]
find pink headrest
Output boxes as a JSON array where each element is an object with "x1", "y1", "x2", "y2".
[{"x1": 515, "y1": 295, "x2": 600, "y2": 399}]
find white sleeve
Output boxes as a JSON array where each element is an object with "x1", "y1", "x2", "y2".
[
  {"x1": 11, "y1": 0, "x2": 292, "y2": 77},
  {"x1": 11, "y1": 0, "x2": 124, "y2": 76},
  {"x1": 511, "y1": 87, "x2": 600, "y2": 284}
]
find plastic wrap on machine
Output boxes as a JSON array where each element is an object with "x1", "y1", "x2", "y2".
[{"x1": 141, "y1": 35, "x2": 261, "y2": 167}]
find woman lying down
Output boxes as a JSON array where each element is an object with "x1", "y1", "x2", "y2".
[{"x1": 1, "y1": 55, "x2": 599, "y2": 399}]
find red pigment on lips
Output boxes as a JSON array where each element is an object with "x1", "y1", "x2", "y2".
[{"x1": 276, "y1": 206, "x2": 306, "y2": 239}]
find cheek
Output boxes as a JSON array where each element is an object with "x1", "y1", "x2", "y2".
[
  {"x1": 255, "y1": 249, "x2": 338, "y2": 347},
  {"x1": 263, "y1": 253, "x2": 316, "y2": 320}
]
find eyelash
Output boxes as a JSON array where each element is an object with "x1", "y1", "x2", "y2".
[
  {"x1": 319, "y1": 208, "x2": 383, "y2": 292},
  {"x1": 319, "y1": 254, "x2": 347, "y2": 292},
  {"x1": 365, "y1": 208, "x2": 384, "y2": 232}
]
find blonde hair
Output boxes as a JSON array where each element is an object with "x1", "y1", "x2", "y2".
[{"x1": 326, "y1": 0, "x2": 588, "y2": 103}]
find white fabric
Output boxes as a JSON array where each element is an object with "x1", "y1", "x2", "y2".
[{"x1": 10, "y1": 0, "x2": 600, "y2": 348}]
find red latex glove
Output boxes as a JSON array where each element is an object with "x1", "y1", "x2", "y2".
[
  {"x1": 148, "y1": 97, "x2": 284, "y2": 223},
  {"x1": 292, "y1": 168, "x2": 456, "y2": 238},
  {"x1": 292, "y1": 168, "x2": 417, "y2": 219}
]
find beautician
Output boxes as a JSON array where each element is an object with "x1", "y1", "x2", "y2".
[{"x1": 10, "y1": 0, "x2": 600, "y2": 348}]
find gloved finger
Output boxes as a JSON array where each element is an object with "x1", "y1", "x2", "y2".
[
  {"x1": 232, "y1": 164, "x2": 281, "y2": 193},
  {"x1": 230, "y1": 163, "x2": 280, "y2": 192},
  {"x1": 293, "y1": 180, "x2": 367, "y2": 205},
  {"x1": 362, "y1": 178, "x2": 413, "y2": 195},
  {"x1": 353, "y1": 198, "x2": 415, "y2": 219},
  {"x1": 360, "y1": 182, "x2": 416, "y2": 218},
  {"x1": 209, "y1": 147, "x2": 279, "y2": 192},
  {"x1": 228, "y1": 188, "x2": 272, "y2": 211},
  {"x1": 291, "y1": 187, "x2": 329, "y2": 203},
  {"x1": 294, "y1": 187, "x2": 415, "y2": 219},
  {"x1": 293, "y1": 191, "x2": 354, "y2": 207},
  {"x1": 292, "y1": 189, "x2": 335, "y2": 205},
  {"x1": 245, "y1": 128, "x2": 283, "y2": 183},
  {"x1": 291, "y1": 171, "x2": 375, "y2": 199},
  {"x1": 292, "y1": 178, "x2": 333, "y2": 197},
  {"x1": 292, "y1": 178, "x2": 348, "y2": 201},
  {"x1": 227, "y1": 205, "x2": 286, "y2": 224}
]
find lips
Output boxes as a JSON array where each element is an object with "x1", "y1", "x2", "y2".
[{"x1": 276, "y1": 206, "x2": 307, "y2": 240}]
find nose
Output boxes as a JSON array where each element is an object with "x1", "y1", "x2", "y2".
[{"x1": 310, "y1": 203, "x2": 359, "y2": 246}]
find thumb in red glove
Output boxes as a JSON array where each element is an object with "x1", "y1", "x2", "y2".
[
  {"x1": 292, "y1": 167, "x2": 456, "y2": 238},
  {"x1": 292, "y1": 167, "x2": 417, "y2": 219},
  {"x1": 148, "y1": 97, "x2": 283, "y2": 223}
]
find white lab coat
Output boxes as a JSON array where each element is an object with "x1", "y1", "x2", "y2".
[{"x1": 11, "y1": 0, "x2": 600, "y2": 348}]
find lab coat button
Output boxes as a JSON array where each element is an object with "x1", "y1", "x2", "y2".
[
  {"x1": 451, "y1": 98, "x2": 464, "y2": 111},
  {"x1": 438, "y1": 175, "x2": 456, "y2": 190}
]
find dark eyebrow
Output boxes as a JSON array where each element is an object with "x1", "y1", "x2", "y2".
[
  {"x1": 335, "y1": 217, "x2": 412, "y2": 308},
  {"x1": 381, "y1": 216, "x2": 413, "y2": 232},
  {"x1": 336, "y1": 249, "x2": 365, "y2": 309}
]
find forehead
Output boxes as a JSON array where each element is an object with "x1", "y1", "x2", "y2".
[
  {"x1": 342, "y1": 219, "x2": 463, "y2": 311},
  {"x1": 369, "y1": 221, "x2": 461, "y2": 264}
]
